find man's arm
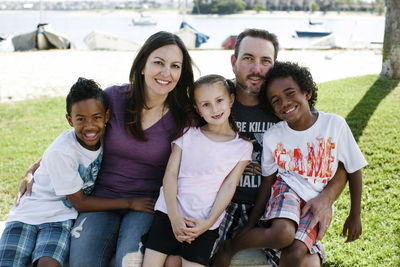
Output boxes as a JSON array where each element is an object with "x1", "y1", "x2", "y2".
[{"x1": 301, "y1": 162, "x2": 347, "y2": 241}]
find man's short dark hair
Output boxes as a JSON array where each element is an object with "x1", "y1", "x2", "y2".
[{"x1": 234, "y1": 28, "x2": 279, "y2": 61}]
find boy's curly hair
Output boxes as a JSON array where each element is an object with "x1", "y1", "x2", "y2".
[
  {"x1": 260, "y1": 61, "x2": 318, "y2": 113},
  {"x1": 66, "y1": 77, "x2": 108, "y2": 116}
]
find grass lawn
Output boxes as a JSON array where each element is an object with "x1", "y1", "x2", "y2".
[{"x1": 1, "y1": 75, "x2": 399, "y2": 266}]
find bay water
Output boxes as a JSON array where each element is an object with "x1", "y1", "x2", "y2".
[{"x1": 0, "y1": 10, "x2": 385, "y2": 49}]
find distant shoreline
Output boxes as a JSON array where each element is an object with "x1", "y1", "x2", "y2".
[{"x1": 0, "y1": 9, "x2": 385, "y2": 19}]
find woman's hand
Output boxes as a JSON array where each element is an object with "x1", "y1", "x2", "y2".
[
  {"x1": 15, "y1": 171, "x2": 35, "y2": 206},
  {"x1": 128, "y1": 197, "x2": 156, "y2": 214},
  {"x1": 15, "y1": 157, "x2": 42, "y2": 206}
]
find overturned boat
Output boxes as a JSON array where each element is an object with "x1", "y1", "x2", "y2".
[
  {"x1": 12, "y1": 23, "x2": 72, "y2": 51},
  {"x1": 174, "y1": 21, "x2": 209, "y2": 49},
  {"x1": 0, "y1": 33, "x2": 14, "y2": 51},
  {"x1": 84, "y1": 31, "x2": 141, "y2": 51}
]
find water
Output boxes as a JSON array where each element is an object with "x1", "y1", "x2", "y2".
[{"x1": 0, "y1": 10, "x2": 385, "y2": 49}]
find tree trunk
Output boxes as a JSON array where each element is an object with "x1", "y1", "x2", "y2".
[{"x1": 380, "y1": 0, "x2": 400, "y2": 79}]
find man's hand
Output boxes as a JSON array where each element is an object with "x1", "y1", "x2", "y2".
[
  {"x1": 243, "y1": 162, "x2": 262, "y2": 176},
  {"x1": 301, "y1": 194, "x2": 333, "y2": 242}
]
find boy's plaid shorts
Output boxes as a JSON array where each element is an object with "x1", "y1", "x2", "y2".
[
  {"x1": 0, "y1": 220, "x2": 73, "y2": 267},
  {"x1": 261, "y1": 177, "x2": 326, "y2": 260}
]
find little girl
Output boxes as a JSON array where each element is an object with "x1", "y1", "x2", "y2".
[
  {"x1": 213, "y1": 61, "x2": 367, "y2": 267},
  {"x1": 142, "y1": 74, "x2": 253, "y2": 267}
]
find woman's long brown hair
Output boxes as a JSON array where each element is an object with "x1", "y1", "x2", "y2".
[{"x1": 124, "y1": 31, "x2": 194, "y2": 141}]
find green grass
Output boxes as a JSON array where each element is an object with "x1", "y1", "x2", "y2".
[
  {"x1": 1, "y1": 75, "x2": 399, "y2": 266},
  {"x1": 0, "y1": 97, "x2": 69, "y2": 218},
  {"x1": 315, "y1": 75, "x2": 400, "y2": 266}
]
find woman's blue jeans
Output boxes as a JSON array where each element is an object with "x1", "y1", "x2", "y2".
[{"x1": 69, "y1": 210, "x2": 153, "y2": 267}]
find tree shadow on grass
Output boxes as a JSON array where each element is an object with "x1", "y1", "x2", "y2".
[{"x1": 345, "y1": 79, "x2": 399, "y2": 142}]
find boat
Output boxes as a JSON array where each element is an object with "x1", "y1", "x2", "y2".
[
  {"x1": 12, "y1": 23, "x2": 72, "y2": 51},
  {"x1": 132, "y1": 12, "x2": 157, "y2": 26},
  {"x1": 221, "y1": 35, "x2": 237, "y2": 49},
  {"x1": 295, "y1": 26, "x2": 332, "y2": 37},
  {"x1": 0, "y1": 33, "x2": 14, "y2": 51},
  {"x1": 174, "y1": 21, "x2": 209, "y2": 49},
  {"x1": 308, "y1": 19, "x2": 323, "y2": 25},
  {"x1": 173, "y1": 0, "x2": 208, "y2": 49},
  {"x1": 84, "y1": 31, "x2": 141, "y2": 51}
]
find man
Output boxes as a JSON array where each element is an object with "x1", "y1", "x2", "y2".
[{"x1": 211, "y1": 29, "x2": 348, "y2": 267}]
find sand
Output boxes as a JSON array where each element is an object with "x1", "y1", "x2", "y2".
[{"x1": 0, "y1": 48, "x2": 382, "y2": 102}]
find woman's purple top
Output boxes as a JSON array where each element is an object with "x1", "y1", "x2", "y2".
[{"x1": 93, "y1": 85, "x2": 176, "y2": 199}]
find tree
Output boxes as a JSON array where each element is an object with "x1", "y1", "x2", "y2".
[{"x1": 380, "y1": 0, "x2": 400, "y2": 79}]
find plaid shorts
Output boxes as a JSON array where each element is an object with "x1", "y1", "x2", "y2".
[
  {"x1": 0, "y1": 220, "x2": 73, "y2": 267},
  {"x1": 211, "y1": 202, "x2": 252, "y2": 257},
  {"x1": 210, "y1": 202, "x2": 280, "y2": 267},
  {"x1": 261, "y1": 177, "x2": 326, "y2": 258}
]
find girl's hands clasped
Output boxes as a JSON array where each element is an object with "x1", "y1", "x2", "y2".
[
  {"x1": 182, "y1": 217, "x2": 212, "y2": 241},
  {"x1": 169, "y1": 213, "x2": 191, "y2": 243}
]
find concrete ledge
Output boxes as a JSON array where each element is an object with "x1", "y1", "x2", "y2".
[
  {"x1": 231, "y1": 249, "x2": 270, "y2": 266},
  {"x1": 0, "y1": 221, "x2": 270, "y2": 266}
]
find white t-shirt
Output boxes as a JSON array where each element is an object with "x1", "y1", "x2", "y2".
[
  {"x1": 262, "y1": 112, "x2": 367, "y2": 202},
  {"x1": 7, "y1": 130, "x2": 102, "y2": 225},
  {"x1": 155, "y1": 127, "x2": 253, "y2": 230}
]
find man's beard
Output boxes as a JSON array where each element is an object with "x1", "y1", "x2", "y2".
[{"x1": 236, "y1": 73, "x2": 265, "y2": 96}]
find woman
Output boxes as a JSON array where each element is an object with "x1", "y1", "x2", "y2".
[{"x1": 17, "y1": 31, "x2": 195, "y2": 267}]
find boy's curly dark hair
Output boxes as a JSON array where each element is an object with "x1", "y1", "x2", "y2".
[
  {"x1": 260, "y1": 61, "x2": 318, "y2": 114},
  {"x1": 66, "y1": 77, "x2": 108, "y2": 115}
]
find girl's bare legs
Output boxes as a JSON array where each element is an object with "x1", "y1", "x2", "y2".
[
  {"x1": 142, "y1": 248, "x2": 168, "y2": 267},
  {"x1": 182, "y1": 257, "x2": 205, "y2": 267},
  {"x1": 164, "y1": 255, "x2": 182, "y2": 267},
  {"x1": 212, "y1": 218, "x2": 296, "y2": 267}
]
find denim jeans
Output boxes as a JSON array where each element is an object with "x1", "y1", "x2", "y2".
[{"x1": 69, "y1": 210, "x2": 153, "y2": 267}]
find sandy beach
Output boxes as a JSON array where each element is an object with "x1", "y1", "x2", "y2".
[{"x1": 0, "y1": 48, "x2": 382, "y2": 102}]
